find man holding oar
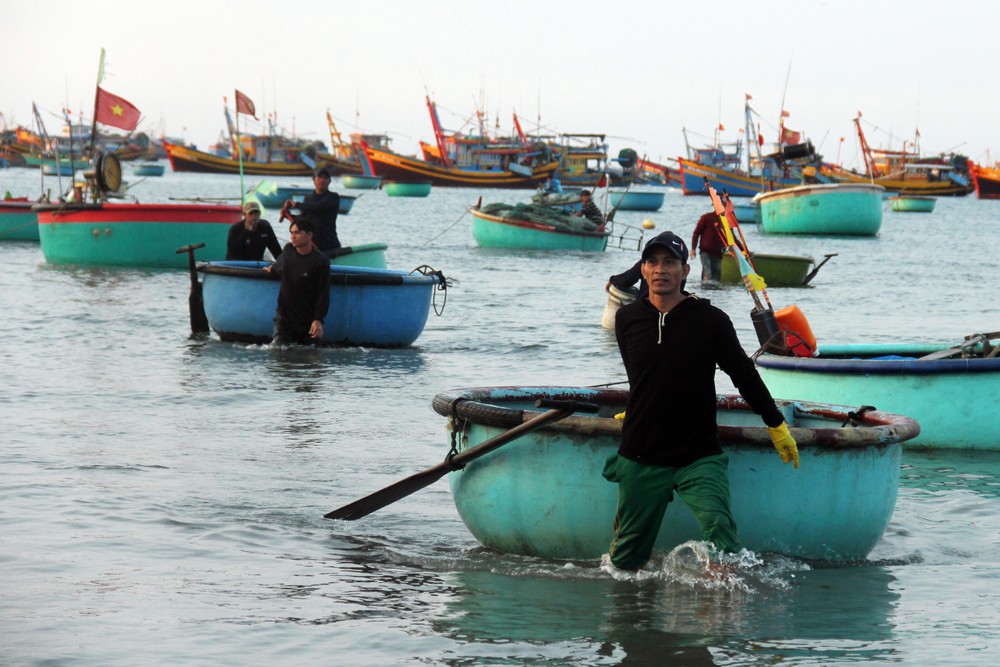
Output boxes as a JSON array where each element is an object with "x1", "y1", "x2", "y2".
[{"x1": 604, "y1": 231, "x2": 799, "y2": 571}]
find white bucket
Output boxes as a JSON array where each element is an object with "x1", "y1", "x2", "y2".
[{"x1": 601, "y1": 285, "x2": 639, "y2": 329}]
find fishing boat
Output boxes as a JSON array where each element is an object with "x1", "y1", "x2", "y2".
[
  {"x1": 246, "y1": 180, "x2": 358, "y2": 213},
  {"x1": 720, "y1": 252, "x2": 835, "y2": 287},
  {"x1": 430, "y1": 385, "x2": 919, "y2": 561},
  {"x1": 384, "y1": 180, "x2": 432, "y2": 197},
  {"x1": 970, "y1": 162, "x2": 1000, "y2": 200},
  {"x1": 133, "y1": 161, "x2": 165, "y2": 177},
  {"x1": 198, "y1": 260, "x2": 444, "y2": 347},
  {"x1": 469, "y1": 202, "x2": 609, "y2": 251},
  {"x1": 754, "y1": 183, "x2": 884, "y2": 235},
  {"x1": 608, "y1": 190, "x2": 665, "y2": 211},
  {"x1": 162, "y1": 140, "x2": 319, "y2": 176},
  {"x1": 0, "y1": 199, "x2": 40, "y2": 241},
  {"x1": 889, "y1": 195, "x2": 935, "y2": 212},
  {"x1": 359, "y1": 96, "x2": 560, "y2": 189},
  {"x1": 756, "y1": 337, "x2": 1000, "y2": 450},
  {"x1": 821, "y1": 114, "x2": 973, "y2": 197},
  {"x1": 40, "y1": 161, "x2": 78, "y2": 177}
]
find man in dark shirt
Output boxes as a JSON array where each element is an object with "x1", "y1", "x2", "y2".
[
  {"x1": 689, "y1": 211, "x2": 726, "y2": 285},
  {"x1": 575, "y1": 189, "x2": 605, "y2": 229},
  {"x1": 282, "y1": 167, "x2": 342, "y2": 255},
  {"x1": 263, "y1": 219, "x2": 330, "y2": 346},
  {"x1": 226, "y1": 201, "x2": 283, "y2": 261},
  {"x1": 604, "y1": 231, "x2": 799, "y2": 570}
]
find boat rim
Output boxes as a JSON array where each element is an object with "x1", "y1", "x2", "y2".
[
  {"x1": 757, "y1": 347, "x2": 1000, "y2": 375},
  {"x1": 432, "y1": 386, "x2": 919, "y2": 448},
  {"x1": 753, "y1": 182, "x2": 886, "y2": 203}
]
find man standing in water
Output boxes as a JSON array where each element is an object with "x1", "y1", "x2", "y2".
[
  {"x1": 263, "y1": 219, "x2": 330, "y2": 345},
  {"x1": 605, "y1": 231, "x2": 799, "y2": 571},
  {"x1": 282, "y1": 167, "x2": 342, "y2": 256},
  {"x1": 226, "y1": 200, "x2": 283, "y2": 261},
  {"x1": 689, "y1": 210, "x2": 726, "y2": 286}
]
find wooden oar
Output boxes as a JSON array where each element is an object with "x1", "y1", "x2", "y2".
[
  {"x1": 324, "y1": 398, "x2": 600, "y2": 521},
  {"x1": 919, "y1": 332, "x2": 1000, "y2": 361},
  {"x1": 802, "y1": 253, "x2": 838, "y2": 285},
  {"x1": 175, "y1": 243, "x2": 210, "y2": 334}
]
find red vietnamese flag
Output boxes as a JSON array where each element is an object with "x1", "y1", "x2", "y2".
[
  {"x1": 780, "y1": 127, "x2": 801, "y2": 145},
  {"x1": 235, "y1": 89, "x2": 257, "y2": 119},
  {"x1": 95, "y1": 87, "x2": 141, "y2": 131}
]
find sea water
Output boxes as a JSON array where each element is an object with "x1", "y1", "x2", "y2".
[{"x1": 2, "y1": 167, "x2": 1000, "y2": 665}]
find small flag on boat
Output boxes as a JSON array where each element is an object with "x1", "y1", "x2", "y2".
[
  {"x1": 94, "y1": 87, "x2": 141, "y2": 131},
  {"x1": 235, "y1": 89, "x2": 257, "y2": 119}
]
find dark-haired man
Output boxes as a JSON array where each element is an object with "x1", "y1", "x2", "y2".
[
  {"x1": 264, "y1": 218, "x2": 330, "y2": 345},
  {"x1": 282, "y1": 166, "x2": 342, "y2": 255}
]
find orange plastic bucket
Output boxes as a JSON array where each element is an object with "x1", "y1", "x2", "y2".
[{"x1": 775, "y1": 305, "x2": 817, "y2": 357}]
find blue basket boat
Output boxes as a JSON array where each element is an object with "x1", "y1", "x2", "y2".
[
  {"x1": 608, "y1": 190, "x2": 665, "y2": 211},
  {"x1": 431, "y1": 386, "x2": 919, "y2": 561},
  {"x1": 198, "y1": 260, "x2": 444, "y2": 347},
  {"x1": 756, "y1": 340, "x2": 1000, "y2": 450}
]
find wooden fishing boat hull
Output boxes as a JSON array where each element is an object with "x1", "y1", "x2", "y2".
[
  {"x1": 608, "y1": 190, "x2": 665, "y2": 211},
  {"x1": 721, "y1": 252, "x2": 814, "y2": 286},
  {"x1": 0, "y1": 201, "x2": 40, "y2": 241},
  {"x1": 757, "y1": 344, "x2": 1000, "y2": 450},
  {"x1": 823, "y1": 165, "x2": 973, "y2": 197},
  {"x1": 36, "y1": 203, "x2": 239, "y2": 268},
  {"x1": 133, "y1": 162, "x2": 165, "y2": 177},
  {"x1": 162, "y1": 141, "x2": 314, "y2": 176},
  {"x1": 199, "y1": 261, "x2": 440, "y2": 347},
  {"x1": 889, "y1": 196, "x2": 935, "y2": 212},
  {"x1": 341, "y1": 175, "x2": 383, "y2": 190},
  {"x1": 677, "y1": 157, "x2": 802, "y2": 197},
  {"x1": 385, "y1": 181, "x2": 432, "y2": 197},
  {"x1": 970, "y1": 164, "x2": 1000, "y2": 200},
  {"x1": 754, "y1": 183, "x2": 884, "y2": 235},
  {"x1": 432, "y1": 386, "x2": 919, "y2": 561},
  {"x1": 365, "y1": 144, "x2": 558, "y2": 188},
  {"x1": 469, "y1": 208, "x2": 609, "y2": 251}
]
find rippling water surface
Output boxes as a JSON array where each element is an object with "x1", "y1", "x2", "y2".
[{"x1": 2, "y1": 167, "x2": 999, "y2": 665}]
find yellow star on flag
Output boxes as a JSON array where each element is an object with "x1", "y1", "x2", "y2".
[{"x1": 111, "y1": 103, "x2": 124, "y2": 117}]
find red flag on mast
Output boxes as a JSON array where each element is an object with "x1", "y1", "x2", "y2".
[
  {"x1": 94, "y1": 87, "x2": 141, "y2": 131},
  {"x1": 235, "y1": 90, "x2": 257, "y2": 119}
]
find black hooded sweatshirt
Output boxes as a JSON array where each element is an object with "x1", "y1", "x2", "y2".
[{"x1": 614, "y1": 293, "x2": 784, "y2": 468}]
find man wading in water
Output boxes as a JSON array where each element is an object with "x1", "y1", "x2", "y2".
[{"x1": 263, "y1": 218, "x2": 330, "y2": 346}]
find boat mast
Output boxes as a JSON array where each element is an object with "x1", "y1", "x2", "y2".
[
  {"x1": 426, "y1": 95, "x2": 452, "y2": 168},
  {"x1": 853, "y1": 113, "x2": 875, "y2": 177}
]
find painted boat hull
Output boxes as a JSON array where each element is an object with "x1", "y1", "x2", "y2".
[
  {"x1": 36, "y1": 203, "x2": 240, "y2": 268},
  {"x1": 433, "y1": 386, "x2": 919, "y2": 561},
  {"x1": 365, "y1": 145, "x2": 558, "y2": 189},
  {"x1": 970, "y1": 164, "x2": 1000, "y2": 200},
  {"x1": 677, "y1": 158, "x2": 803, "y2": 197},
  {"x1": 199, "y1": 261, "x2": 439, "y2": 347},
  {"x1": 825, "y1": 166, "x2": 973, "y2": 197},
  {"x1": 341, "y1": 175, "x2": 383, "y2": 190},
  {"x1": 720, "y1": 252, "x2": 813, "y2": 286},
  {"x1": 889, "y1": 196, "x2": 935, "y2": 212},
  {"x1": 162, "y1": 141, "x2": 314, "y2": 176},
  {"x1": 133, "y1": 163, "x2": 165, "y2": 177},
  {"x1": 608, "y1": 190, "x2": 665, "y2": 211},
  {"x1": 470, "y1": 209, "x2": 609, "y2": 251},
  {"x1": 730, "y1": 203, "x2": 759, "y2": 224},
  {"x1": 385, "y1": 181, "x2": 432, "y2": 197},
  {"x1": 754, "y1": 183, "x2": 884, "y2": 235},
  {"x1": 0, "y1": 201, "x2": 40, "y2": 241},
  {"x1": 757, "y1": 344, "x2": 1000, "y2": 450}
]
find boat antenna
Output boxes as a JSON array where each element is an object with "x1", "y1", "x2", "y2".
[
  {"x1": 777, "y1": 55, "x2": 793, "y2": 145},
  {"x1": 87, "y1": 48, "x2": 106, "y2": 160}
]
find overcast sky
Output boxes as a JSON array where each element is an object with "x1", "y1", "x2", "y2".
[{"x1": 4, "y1": 0, "x2": 997, "y2": 170}]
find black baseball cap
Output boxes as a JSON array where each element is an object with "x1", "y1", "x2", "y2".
[{"x1": 641, "y1": 231, "x2": 688, "y2": 263}]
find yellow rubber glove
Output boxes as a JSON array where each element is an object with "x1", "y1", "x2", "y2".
[
  {"x1": 767, "y1": 422, "x2": 799, "y2": 469},
  {"x1": 614, "y1": 411, "x2": 626, "y2": 421}
]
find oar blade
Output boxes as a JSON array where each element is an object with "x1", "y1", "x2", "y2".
[{"x1": 324, "y1": 464, "x2": 449, "y2": 520}]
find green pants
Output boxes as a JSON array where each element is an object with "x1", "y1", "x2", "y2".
[{"x1": 603, "y1": 452, "x2": 741, "y2": 570}]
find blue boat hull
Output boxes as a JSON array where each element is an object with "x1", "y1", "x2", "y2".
[
  {"x1": 433, "y1": 386, "x2": 919, "y2": 561},
  {"x1": 470, "y1": 209, "x2": 608, "y2": 251},
  {"x1": 608, "y1": 190, "x2": 665, "y2": 211},
  {"x1": 754, "y1": 183, "x2": 884, "y2": 235},
  {"x1": 248, "y1": 183, "x2": 357, "y2": 213},
  {"x1": 757, "y1": 343, "x2": 1000, "y2": 449},
  {"x1": 199, "y1": 261, "x2": 441, "y2": 347}
]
